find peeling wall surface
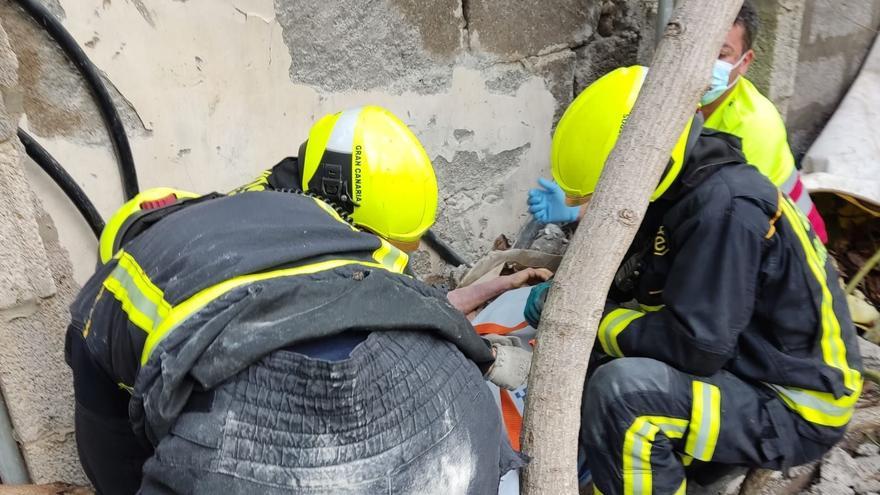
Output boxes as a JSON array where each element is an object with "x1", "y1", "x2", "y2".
[
  {"x1": 0, "y1": 0, "x2": 649, "y2": 283},
  {"x1": 787, "y1": 0, "x2": 880, "y2": 159}
]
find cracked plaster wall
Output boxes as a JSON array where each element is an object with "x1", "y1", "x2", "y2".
[{"x1": 1, "y1": 0, "x2": 648, "y2": 282}]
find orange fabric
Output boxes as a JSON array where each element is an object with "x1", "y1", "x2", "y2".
[
  {"x1": 499, "y1": 389, "x2": 523, "y2": 451},
  {"x1": 474, "y1": 321, "x2": 529, "y2": 336}
]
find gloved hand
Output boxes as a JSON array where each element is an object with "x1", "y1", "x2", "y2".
[
  {"x1": 485, "y1": 339, "x2": 532, "y2": 390},
  {"x1": 527, "y1": 178, "x2": 580, "y2": 224},
  {"x1": 483, "y1": 333, "x2": 526, "y2": 349},
  {"x1": 524, "y1": 280, "x2": 551, "y2": 328}
]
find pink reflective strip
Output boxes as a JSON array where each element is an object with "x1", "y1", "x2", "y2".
[
  {"x1": 789, "y1": 178, "x2": 804, "y2": 201},
  {"x1": 808, "y1": 206, "x2": 828, "y2": 244},
  {"x1": 779, "y1": 169, "x2": 798, "y2": 196}
]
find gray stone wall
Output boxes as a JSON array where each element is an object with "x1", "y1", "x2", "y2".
[
  {"x1": 787, "y1": 0, "x2": 880, "y2": 159},
  {"x1": 0, "y1": 17, "x2": 85, "y2": 483}
]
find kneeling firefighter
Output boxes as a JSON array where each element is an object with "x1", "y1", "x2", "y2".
[
  {"x1": 68, "y1": 106, "x2": 527, "y2": 494},
  {"x1": 526, "y1": 66, "x2": 862, "y2": 494}
]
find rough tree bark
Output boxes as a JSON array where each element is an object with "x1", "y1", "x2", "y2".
[{"x1": 519, "y1": 1, "x2": 744, "y2": 493}]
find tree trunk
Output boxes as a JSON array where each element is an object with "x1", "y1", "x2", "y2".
[{"x1": 519, "y1": 1, "x2": 744, "y2": 493}]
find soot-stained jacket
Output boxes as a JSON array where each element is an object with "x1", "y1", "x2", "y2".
[{"x1": 67, "y1": 190, "x2": 493, "y2": 444}]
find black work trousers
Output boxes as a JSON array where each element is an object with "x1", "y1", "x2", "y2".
[
  {"x1": 579, "y1": 357, "x2": 842, "y2": 495},
  {"x1": 67, "y1": 332, "x2": 153, "y2": 495}
]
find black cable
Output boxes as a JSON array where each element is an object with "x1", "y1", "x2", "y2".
[
  {"x1": 18, "y1": 128, "x2": 105, "y2": 238},
  {"x1": 423, "y1": 230, "x2": 469, "y2": 267},
  {"x1": 13, "y1": 0, "x2": 139, "y2": 200}
]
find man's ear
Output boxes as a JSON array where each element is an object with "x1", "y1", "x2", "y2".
[{"x1": 739, "y1": 49, "x2": 755, "y2": 75}]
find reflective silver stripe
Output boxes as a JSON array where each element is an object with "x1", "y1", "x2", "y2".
[
  {"x1": 795, "y1": 187, "x2": 815, "y2": 216},
  {"x1": 599, "y1": 309, "x2": 643, "y2": 357},
  {"x1": 105, "y1": 263, "x2": 163, "y2": 332},
  {"x1": 326, "y1": 107, "x2": 363, "y2": 153},
  {"x1": 779, "y1": 168, "x2": 798, "y2": 196},
  {"x1": 766, "y1": 384, "x2": 853, "y2": 418},
  {"x1": 686, "y1": 381, "x2": 721, "y2": 461},
  {"x1": 630, "y1": 421, "x2": 655, "y2": 494}
]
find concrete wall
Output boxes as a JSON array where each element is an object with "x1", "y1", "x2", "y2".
[
  {"x1": 0, "y1": 0, "x2": 649, "y2": 283},
  {"x1": 0, "y1": 18, "x2": 85, "y2": 483},
  {"x1": 787, "y1": 0, "x2": 880, "y2": 159}
]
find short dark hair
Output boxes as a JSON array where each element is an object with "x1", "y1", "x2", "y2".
[{"x1": 735, "y1": 0, "x2": 760, "y2": 51}]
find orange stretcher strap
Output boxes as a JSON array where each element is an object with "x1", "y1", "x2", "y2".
[
  {"x1": 500, "y1": 389, "x2": 523, "y2": 451},
  {"x1": 474, "y1": 321, "x2": 529, "y2": 336}
]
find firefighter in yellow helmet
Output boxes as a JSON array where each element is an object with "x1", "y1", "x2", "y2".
[
  {"x1": 68, "y1": 106, "x2": 527, "y2": 494},
  {"x1": 525, "y1": 67, "x2": 862, "y2": 494}
]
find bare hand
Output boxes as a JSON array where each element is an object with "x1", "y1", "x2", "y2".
[{"x1": 505, "y1": 268, "x2": 553, "y2": 290}]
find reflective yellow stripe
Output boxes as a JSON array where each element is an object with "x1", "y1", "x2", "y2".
[
  {"x1": 622, "y1": 415, "x2": 688, "y2": 495},
  {"x1": 310, "y1": 197, "x2": 357, "y2": 230},
  {"x1": 230, "y1": 170, "x2": 272, "y2": 194},
  {"x1": 685, "y1": 381, "x2": 721, "y2": 461},
  {"x1": 779, "y1": 196, "x2": 861, "y2": 393},
  {"x1": 639, "y1": 304, "x2": 664, "y2": 312},
  {"x1": 102, "y1": 252, "x2": 171, "y2": 333},
  {"x1": 673, "y1": 479, "x2": 687, "y2": 495},
  {"x1": 373, "y1": 239, "x2": 409, "y2": 273},
  {"x1": 767, "y1": 381, "x2": 861, "y2": 427},
  {"x1": 140, "y1": 258, "x2": 397, "y2": 365},
  {"x1": 598, "y1": 309, "x2": 645, "y2": 358},
  {"x1": 623, "y1": 417, "x2": 659, "y2": 495},
  {"x1": 99, "y1": 188, "x2": 200, "y2": 263}
]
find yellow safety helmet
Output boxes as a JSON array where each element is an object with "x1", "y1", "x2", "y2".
[
  {"x1": 552, "y1": 65, "x2": 695, "y2": 204},
  {"x1": 99, "y1": 187, "x2": 201, "y2": 263},
  {"x1": 295, "y1": 106, "x2": 438, "y2": 249}
]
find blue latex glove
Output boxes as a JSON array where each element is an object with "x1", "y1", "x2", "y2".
[
  {"x1": 527, "y1": 178, "x2": 580, "y2": 224},
  {"x1": 524, "y1": 280, "x2": 552, "y2": 328}
]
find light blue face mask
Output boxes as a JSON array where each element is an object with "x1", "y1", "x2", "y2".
[{"x1": 701, "y1": 54, "x2": 746, "y2": 106}]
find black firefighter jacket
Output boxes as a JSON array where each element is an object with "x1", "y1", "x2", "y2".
[
  {"x1": 67, "y1": 190, "x2": 493, "y2": 444},
  {"x1": 600, "y1": 130, "x2": 863, "y2": 442}
]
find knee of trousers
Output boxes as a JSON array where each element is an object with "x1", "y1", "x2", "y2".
[{"x1": 582, "y1": 358, "x2": 681, "y2": 440}]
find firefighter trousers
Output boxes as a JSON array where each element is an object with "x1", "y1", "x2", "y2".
[{"x1": 579, "y1": 357, "x2": 842, "y2": 495}]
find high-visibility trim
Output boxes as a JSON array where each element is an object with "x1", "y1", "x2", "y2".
[
  {"x1": 639, "y1": 304, "x2": 664, "y2": 312},
  {"x1": 118, "y1": 382, "x2": 134, "y2": 394},
  {"x1": 373, "y1": 239, "x2": 409, "y2": 273},
  {"x1": 766, "y1": 381, "x2": 861, "y2": 427},
  {"x1": 685, "y1": 381, "x2": 721, "y2": 461},
  {"x1": 102, "y1": 252, "x2": 171, "y2": 334},
  {"x1": 623, "y1": 417, "x2": 659, "y2": 495},
  {"x1": 622, "y1": 415, "x2": 688, "y2": 495},
  {"x1": 140, "y1": 258, "x2": 397, "y2": 365},
  {"x1": 229, "y1": 170, "x2": 272, "y2": 194},
  {"x1": 499, "y1": 389, "x2": 522, "y2": 451},
  {"x1": 674, "y1": 479, "x2": 687, "y2": 495},
  {"x1": 99, "y1": 188, "x2": 199, "y2": 263},
  {"x1": 779, "y1": 168, "x2": 798, "y2": 196},
  {"x1": 598, "y1": 308, "x2": 644, "y2": 358},
  {"x1": 310, "y1": 197, "x2": 357, "y2": 229},
  {"x1": 779, "y1": 196, "x2": 861, "y2": 394}
]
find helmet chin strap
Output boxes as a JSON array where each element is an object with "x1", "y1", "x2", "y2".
[{"x1": 296, "y1": 140, "x2": 357, "y2": 214}]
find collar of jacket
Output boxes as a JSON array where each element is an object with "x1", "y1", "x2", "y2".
[{"x1": 659, "y1": 128, "x2": 748, "y2": 202}]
